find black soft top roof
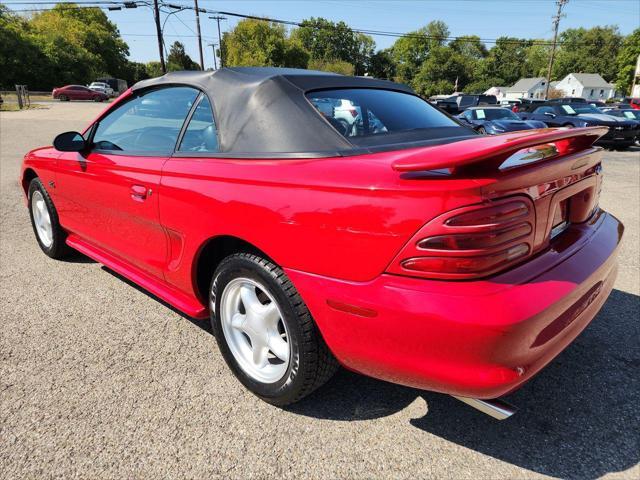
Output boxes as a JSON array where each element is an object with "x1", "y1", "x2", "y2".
[{"x1": 132, "y1": 67, "x2": 466, "y2": 157}]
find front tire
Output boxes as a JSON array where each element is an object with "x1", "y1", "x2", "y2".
[
  {"x1": 477, "y1": 126, "x2": 487, "y2": 135},
  {"x1": 28, "y1": 178, "x2": 71, "y2": 259},
  {"x1": 210, "y1": 253, "x2": 338, "y2": 406},
  {"x1": 58, "y1": 95, "x2": 68, "y2": 102}
]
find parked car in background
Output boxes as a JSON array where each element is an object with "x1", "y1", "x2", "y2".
[
  {"x1": 512, "y1": 98, "x2": 545, "y2": 113},
  {"x1": 96, "y1": 77, "x2": 128, "y2": 96},
  {"x1": 601, "y1": 107, "x2": 640, "y2": 145},
  {"x1": 458, "y1": 106, "x2": 547, "y2": 134},
  {"x1": 88, "y1": 81, "x2": 114, "y2": 97},
  {"x1": 429, "y1": 97, "x2": 459, "y2": 114},
  {"x1": 623, "y1": 97, "x2": 640, "y2": 110},
  {"x1": 22, "y1": 68, "x2": 622, "y2": 419},
  {"x1": 519, "y1": 102, "x2": 638, "y2": 148},
  {"x1": 589, "y1": 100, "x2": 606, "y2": 108},
  {"x1": 52, "y1": 85, "x2": 108, "y2": 102},
  {"x1": 546, "y1": 97, "x2": 588, "y2": 104}
]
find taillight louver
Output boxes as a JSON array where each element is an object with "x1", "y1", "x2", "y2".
[{"x1": 387, "y1": 197, "x2": 536, "y2": 280}]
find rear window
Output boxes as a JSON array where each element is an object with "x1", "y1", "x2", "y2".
[{"x1": 306, "y1": 89, "x2": 464, "y2": 145}]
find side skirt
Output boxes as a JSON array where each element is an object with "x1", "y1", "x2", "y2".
[{"x1": 66, "y1": 234, "x2": 208, "y2": 319}]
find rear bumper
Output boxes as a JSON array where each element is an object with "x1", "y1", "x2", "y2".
[{"x1": 286, "y1": 210, "x2": 623, "y2": 399}]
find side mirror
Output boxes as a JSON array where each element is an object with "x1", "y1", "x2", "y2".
[
  {"x1": 53, "y1": 131, "x2": 86, "y2": 152},
  {"x1": 544, "y1": 112, "x2": 556, "y2": 118}
]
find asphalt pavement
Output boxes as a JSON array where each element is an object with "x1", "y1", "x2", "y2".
[{"x1": 1, "y1": 103, "x2": 638, "y2": 479}]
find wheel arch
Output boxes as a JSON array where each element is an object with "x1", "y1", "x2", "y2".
[
  {"x1": 193, "y1": 235, "x2": 276, "y2": 303},
  {"x1": 21, "y1": 168, "x2": 38, "y2": 196}
]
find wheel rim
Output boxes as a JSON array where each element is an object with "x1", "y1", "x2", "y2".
[
  {"x1": 219, "y1": 278, "x2": 291, "y2": 383},
  {"x1": 31, "y1": 190, "x2": 53, "y2": 247}
]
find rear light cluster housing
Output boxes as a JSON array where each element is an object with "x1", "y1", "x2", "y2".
[{"x1": 387, "y1": 196, "x2": 536, "y2": 280}]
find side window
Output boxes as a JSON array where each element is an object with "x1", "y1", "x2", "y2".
[
  {"x1": 463, "y1": 110, "x2": 473, "y2": 121},
  {"x1": 306, "y1": 89, "x2": 457, "y2": 138},
  {"x1": 178, "y1": 96, "x2": 219, "y2": 153},
  {"x1": 92, "y1": 86, "x2": 199, "y2": 154},
  {"x1": 533, "y1": 106, "x2": 552, "y2": 115}
]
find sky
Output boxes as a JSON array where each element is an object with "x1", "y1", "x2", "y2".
[{"x1": 5, "y1": 0, "x2": 640, "y2": 68}]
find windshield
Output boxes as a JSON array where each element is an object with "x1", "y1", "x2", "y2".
[
  {"x1": 562, "y1": 104, "x2": 602, "y2": 115},
  {"x1": 474, "y1": 109, "x2": 519, "y2": 120}
]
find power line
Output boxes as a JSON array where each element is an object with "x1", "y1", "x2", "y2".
[{"x1": 158, "y1": 2, "x2": 606, "y2": 47}]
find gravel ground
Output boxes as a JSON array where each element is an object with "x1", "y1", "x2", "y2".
[{"x1": 1, "y1": 103, "x2": 639, "y2": 480}]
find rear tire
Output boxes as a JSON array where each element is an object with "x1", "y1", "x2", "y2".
[
  {"x1": 210, "y1": 253, "x2": 338, "y2": 406},
  {"x1": 28, "y1": 178, "x2": 72, "y2": 259}
]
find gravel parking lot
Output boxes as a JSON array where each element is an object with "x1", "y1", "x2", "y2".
[{"x1": 1, "y1": 103, "x2": 639, "y2": 479}]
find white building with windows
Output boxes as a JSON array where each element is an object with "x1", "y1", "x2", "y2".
[
  {"x1": 504, "y1": 78, "x2": 548, "y2": 100},
  {"x1": 554, "y1": 73, "x2": 616, "y2": 100}
]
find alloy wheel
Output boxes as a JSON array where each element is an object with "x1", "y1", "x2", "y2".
[
  {"x1": 219, "y1": 277, "x2": 291, "y2": 383},
  {"x1": 31, "y1": 190, "x2": 53, "y2": 247}
]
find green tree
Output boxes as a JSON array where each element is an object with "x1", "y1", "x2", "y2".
[
  {"x1": 390, "y1": 20, "x2": 449, "y2": 84},
  {"x1": 308, "y1": 58, "x2": 354, "y2": 75},
  {"x1": 167, "y1": 41, "x2": 200, "y2": 71},
  {"x1": 145, "y1": 61, "x2": 164, "y2": 78},
  {"x1": 412, "y1": 46, "x2": 471, "y2": 97},
  {"x1": 479, "y1": 37, "x2": 534, "y2": 87},
  {"x1": 369, "y1": 49, "x2": 396, "y2": 80},
  {"x1": 0, "y1": 6, "x2": 52, "y2": 89},
  {"x1": 29, "y1": 3, "x2": 130, "y2": 86},
  {"x1": 615, "y1": 28, "x2": 640, "y2": 95},
  {"x1": 291, "y1": 17, "x2": 374, "y2": 75},
  {"x1": 552, "y1": 26, "x2": 623, "y2": 82},
  {"x1": 222, "y1": 19, "x2": 307, "y2": 68}
]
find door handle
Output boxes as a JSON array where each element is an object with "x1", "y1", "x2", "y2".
[{"x1": 130, "y1": 184, "x2": 150, "y2": 201}]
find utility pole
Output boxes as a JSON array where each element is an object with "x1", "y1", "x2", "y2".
[
  {"x1": 153, "y1": 0, "x2": 166, "y2": 73},
  {"x1": 193, "y1": 0, "x2": 205, "y2": 70},
  {"x1": 208, "y1": 43, "x2": 218, "y2": 70},
  {"x1": 210, "y1": 15, "x2": 227, "y2": 68},
  {"x1": 544, "y1": 0, "x2": 568, "y2": 100}
]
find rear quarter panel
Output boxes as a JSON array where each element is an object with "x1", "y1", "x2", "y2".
[{"x1": 159, "y1": 153, "x2": 483, "y2": 297}]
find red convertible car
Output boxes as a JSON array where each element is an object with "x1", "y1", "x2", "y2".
[{"x1": 21, "y1": 68, "x2": 622, "y2": 419}]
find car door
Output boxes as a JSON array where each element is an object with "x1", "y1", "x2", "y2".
[
  {"x1": 530, "y1": 106, "x2": 561, "y2": 126},
  {"x1": 55, "y1": 86, "x2": 200, "y2": 279}
]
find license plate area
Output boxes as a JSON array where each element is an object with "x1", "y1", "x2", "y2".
[{"x1": 550, "y1": 199, "x2": 570, "y2": 239}]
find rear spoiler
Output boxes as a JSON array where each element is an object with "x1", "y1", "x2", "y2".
[{"x1": 391, "y1": 127, "x2": 608, "y2": 173}]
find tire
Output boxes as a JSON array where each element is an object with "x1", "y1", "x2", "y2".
[
  {"x1": 28, "y1": 178, "x2": 71, "y2": 259},
  {"x1": 58, "y1": 95, "x2": 68, "y2": 102},
  {"x1": 562, "y1": 123, "x2": 574, "y2": 128},
  {"x1": 477, "y1": 126, "x2": 487, "y2": 135},
  {"x1": 210, "y1": 253, "x2": 338, "y2": 406},
  {"x1": 94, "y1": 96, "x2": 104, "y2": 102}
]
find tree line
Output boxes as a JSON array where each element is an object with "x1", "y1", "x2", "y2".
[{"x1": 1, "y1": 3, "x2": 639, "y2": 96}]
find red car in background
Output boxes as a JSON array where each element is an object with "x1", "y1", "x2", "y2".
[
  {"x1": 628, "y1": 97, "x2": 640, "y2": 110},
  {"x1": 21, "y1": 68, "x2": 622, "y2": 420},
  {"x1": 52, "y1": 84, "x2": 108, "y2": 102}
]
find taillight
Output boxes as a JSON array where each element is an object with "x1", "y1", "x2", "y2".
[{"x1": 387, "y1": 197, "x2": 536, "y2": 280}]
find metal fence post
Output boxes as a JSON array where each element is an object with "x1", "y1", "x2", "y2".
[{"x1": 15, "y1": 85, "x2": 23, "y2": 109}]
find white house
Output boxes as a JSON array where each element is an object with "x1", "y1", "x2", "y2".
[
  {"x1": 554, "y1": 73, "x2": 616, "y2": 100},
  {"x1": 504, "y1": 78, "x2": 548, "y2": 100},
  {"x1": 483, "y1": 86, "x2": 509, "y2": 101}
]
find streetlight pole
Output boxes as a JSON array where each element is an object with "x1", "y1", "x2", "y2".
[
  {"x1": 193, "y1": 0, "x2": 205, "y2": 70},
  {"x1": 208, "y1": 43, "x2": 218, "y2": 70},
  {"x1": 544, "y1": 0, "x2": 568, "y2": 100},
  {"x1": 153, "y1": 0, "x2": 166, "y2": 73}
]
